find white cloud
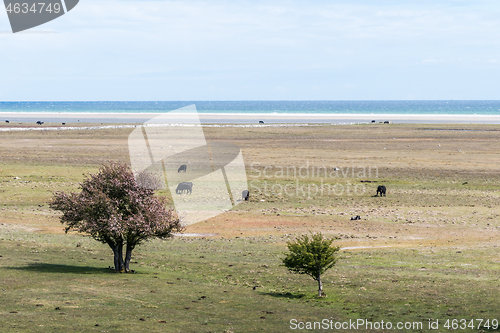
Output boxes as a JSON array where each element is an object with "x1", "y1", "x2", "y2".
[{"x1": 0, "y1": 0, "x2": 500, "y2": 100}]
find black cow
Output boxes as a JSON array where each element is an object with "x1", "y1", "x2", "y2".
[
  {"x1": 5, "y1": 120, "x2": 9, "y2": 123},
  {"x1": 36, "y1": 121, "x2": 44, "y2": 125},
  {"x1": 62, "y1": 123, "x2": 66, "y2": 125},
  {"x1": 176, "y1": 182, "x2": 193, "y2": 194},
  {"x1": 259, "y1": 121, "x2": 264, "y2": 124},
  {"x1": 350, "y1": 215, "x2": 361, "y2": 220},
  {"x1": 376, "y1": 185, "x2": 386, "y2": 197},
  {"x1": 242, "y1": 190, "x2": 249, "y2": 201},
  {"x1": 178, "y1": 164, "x2": 187, "y2": 173}
]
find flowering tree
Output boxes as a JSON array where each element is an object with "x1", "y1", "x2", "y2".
[
  {"x1": 282, "y1": 232, "x2": 341, "y2": 297},
  {"x1": 50, "y1": 163, "x2": 182, "y2": 272}
]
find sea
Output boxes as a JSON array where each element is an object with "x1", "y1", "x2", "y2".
[
  {"x1": 1, "y1": 101, "x2": 500, "y2": 125},
  {"x1": 1, "y1": 100, "x2": 500, "y2": 115}
]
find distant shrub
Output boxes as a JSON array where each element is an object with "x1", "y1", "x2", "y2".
[{"x1": 282, "y1": 232, "x2": 341, "y2": 297}]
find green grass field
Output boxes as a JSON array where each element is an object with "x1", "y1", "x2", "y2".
[
  {"x1": 1, "y1": 124, "x2": 499, "y2": 332},
  {"x1": 1, "y1": 225, "x2": 499, "y2": 332}
]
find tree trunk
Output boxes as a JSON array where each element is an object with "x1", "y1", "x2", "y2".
[
  {"x1": 117, "y1": 246, "x2": 124, "y2": 272},
  {"x1": 317, "y1": 275, "x2": 323, "y2": 297},
  {"x1": 124, "y1": 243, "x2": 135, "y2": 272},
  {"x1": 111, "y1": 242, "x2": 124, "y2": 272}
]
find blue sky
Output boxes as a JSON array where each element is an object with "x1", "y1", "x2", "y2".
[{"x1": 0, "y1": 0, "x2": 499, "y2": 101}]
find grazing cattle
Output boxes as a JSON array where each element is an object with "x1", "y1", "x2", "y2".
[
  {"x1": 176, "y1": 182, "x2": 193, "y2": 194},
  {"x1": 5, "y1": 120, "x2": 9, "y2": 123},
  {"x1": 178, "y1": 164, "x2": 187, "y2": 173},
  {"x1": 350, "y1": 215, "x2": 361, "y2": 220},
  {"x1": 383, "y1": 121, "x2": 392, "y2": 124},
  {"x1": 371, "y1": 120, "x2": 376, "y2": 123},
  {"x1": 62, "y1": 123, "x2": 66, "y2": 125},
  {"x1": 242, "y1": 190, "x2": 249, "y2": 201},
  {"x1": 36, "y1": 121, "x2": 44, "y2": 125},
  {"x1": 376, "y1": 185, "x2": 386, "y2": 197},
  {"x1": 259, "y1": 121, "x2": 264, "y2": 124}
]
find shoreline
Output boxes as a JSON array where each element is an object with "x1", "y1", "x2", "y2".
[{"x1": 1, "y1": 112, "x2": 500, "y2": 124}]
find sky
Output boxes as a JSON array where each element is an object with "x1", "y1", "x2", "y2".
[{"x1": 0, "y1": 0, "x2": 500, "y2": 101}]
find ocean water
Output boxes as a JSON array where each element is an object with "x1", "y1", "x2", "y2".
[{"x1": 1, "y1": 100, "x2": 500, "y2": 115}]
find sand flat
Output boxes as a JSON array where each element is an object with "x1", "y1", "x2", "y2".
[{"x1": 1, "y1": 111, "x2": 500, "y2": 124}]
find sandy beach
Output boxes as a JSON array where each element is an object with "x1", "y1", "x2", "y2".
[{"x1": 1, "y1": 112, "x2": 500, "y2": 124}]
